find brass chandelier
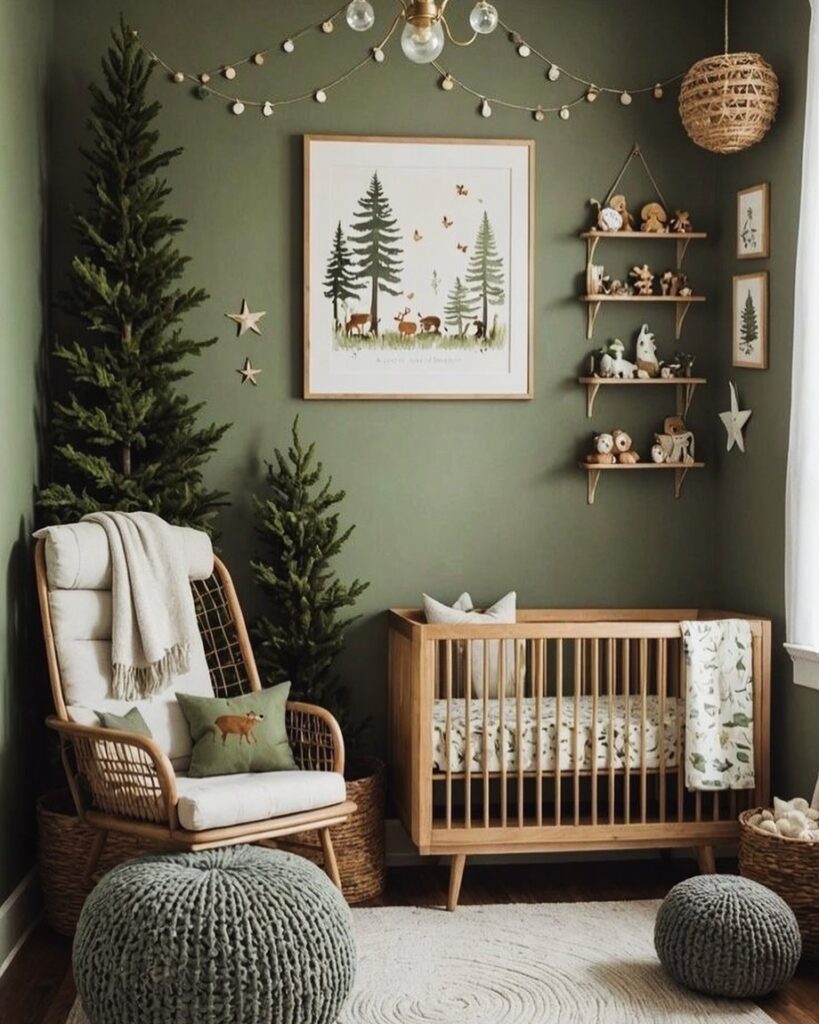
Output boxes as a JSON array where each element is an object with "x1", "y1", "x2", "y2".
[{"x1": 345, "y1": 0, "x2": 499, "y2": 63}]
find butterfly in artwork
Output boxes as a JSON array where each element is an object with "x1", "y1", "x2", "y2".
[
  {"x1": 457, "y1": 243, "x2": 468, "y2": 253},
  {"x1": 442, "y1": 216, "x2": 453, "y2": 229},
  {"x1": 413, "y1": 229, "x2": 423, "y2": 241},
  {"x1": 456, "y1": 184, "x2": 469, "y2": 196}
]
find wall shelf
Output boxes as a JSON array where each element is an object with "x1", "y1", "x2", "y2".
[
  {"x1": 580, "y1": 295, "x2": 706, "y2": 341},
  {"x1": 580, "y1": 461, "x2": 705, "y2": 505},
  {"x1": 578, "y1": 376, "x2": 707, "y2": 419},
  {"x1": 581, "y1": 230, "x2": 708, "y2": 270}
]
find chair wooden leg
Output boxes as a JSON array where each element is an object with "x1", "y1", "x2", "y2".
[
  {"x1": 83, "y1": 829, "x2": 108, "y2": 887},
  {"x1": 447, "y1": 854, "x2": 466, "y2": 912},
  {"x1": 696, "y1": 845, "x2": 716, "y2": 875},
  {"x1": 319, "y1": 828, "x2": 342, "y2": 891}
]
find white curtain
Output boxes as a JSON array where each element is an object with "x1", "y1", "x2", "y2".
[{"x1": 786, "y1": 0, "x2": 819, "y2": 665}]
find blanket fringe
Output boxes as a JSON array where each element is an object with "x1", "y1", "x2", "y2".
[{"x1": 112, "y1": 642, "x2": 191, "y2": 701}]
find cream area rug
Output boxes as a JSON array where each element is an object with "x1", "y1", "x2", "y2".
[{"x1": 69, "y1": 900, "x2": 773, "y2": 1024}]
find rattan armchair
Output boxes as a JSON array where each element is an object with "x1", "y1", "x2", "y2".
[{"x1": 35, "y1": 541, "x2": 356, "y2": 887}]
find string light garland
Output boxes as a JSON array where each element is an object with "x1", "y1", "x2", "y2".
[{"x1": 134, "y1": 1, "x2": 689, "y2": 123}]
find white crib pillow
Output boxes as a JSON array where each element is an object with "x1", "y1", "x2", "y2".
[{"x1": 422, "y1": 592, "x2": 520, "y2": 698}]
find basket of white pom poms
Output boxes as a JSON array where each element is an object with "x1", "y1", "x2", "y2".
[{"x1": 740, "y1": 797, "x2": 819, "y2": 959}]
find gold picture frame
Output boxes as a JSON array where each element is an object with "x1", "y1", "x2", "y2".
[
  {"x1": 303, "y1": 135, "x2": 535, "y2": 400},
  {"x1": 733, "y1": 271, "x2": 769, "y2": 370},
  {"x1": 736, "y1": 182, "x2": 770, "y2": 260}
]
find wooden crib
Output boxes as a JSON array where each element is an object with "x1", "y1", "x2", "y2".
[{"x1": 387, "y1": 609, "x2": 771, "y2": 910}]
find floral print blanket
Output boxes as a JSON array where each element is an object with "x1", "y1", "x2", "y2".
[{"x1": 681, "y1": 619, "x2": 755, "y2": 791}]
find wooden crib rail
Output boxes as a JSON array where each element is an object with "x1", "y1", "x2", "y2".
[{"x1": 387, "y1": 611, "x2": 771, "y2": 858}]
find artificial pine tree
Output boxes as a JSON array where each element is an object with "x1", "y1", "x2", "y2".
[
  {"x1": 466, "y1": 210, "x2": 506, "y2": 331},
  {"x1": 251, "y1": 418, "x2": 369, "y2": 735},
  {"x1": 444, "y1": 276, "x2": 476, "y2": 337},
  {"x1": 38, "y1": 21, "x2": 229, "y2": 529},
  {"x1": 323, "y1": 220, "x2": 360, "y2": 329},
  {"x1": 740, "y1": 290, "x2": 759, "y2": 355},
  {"x1": 350, "y1": 172, "x2": 404, "y2": 336}
]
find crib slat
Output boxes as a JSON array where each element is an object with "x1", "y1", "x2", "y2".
[
  {"x1": 483, "y1": 639, "x2": 490, "y2": 829},
  {"x1": 659, "y1": 638, "x2": 667, "y2": 823},
  {"x1": 573, "y1": 639, "x2": 581, "y2": 827},
  {"x1": 677, "y1": 636, "x2": 685, "y2": 822},
  {"x1": 623, "y1": 639, "x2": 631, "y2": 825},
  {"x1": 555, "y1": 638, "x2": 563, "y2": 827},
  {"x1": 608, "y1": 637, "x2": 615, "y2": 825},
  {"x1": 536, "y1": 638, "x2": 544, "y2": 828},
  {"x1": 640, "y1": 638, "x2": 648, "y2": 824},
  {"x1": 465, "y1": 641, "x2": 472, "y2": 830},
  {"x1": 516, "y1": 639, "x2": 524, "y2": 828},
  {"x1": 445, "y1": 640, "x2": 453, "y2": 830},
  {"x1": 500, "y1": 634, "x2": 507, "y2": 829},
  {"x1": 591, "y1": 638, "x2": 599, "y2": 826}
]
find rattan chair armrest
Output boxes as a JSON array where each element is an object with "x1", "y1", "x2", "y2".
[
  {"x1": 46, "y1": 716, "x2": 178, "y2": 826},
  {"x1": 286, "y1": 701, "x2": 346, "y2": 775}
]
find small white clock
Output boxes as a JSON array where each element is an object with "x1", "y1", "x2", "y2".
[{"x1": 598, "y1": 206, "x2": 624, "y2": 232}]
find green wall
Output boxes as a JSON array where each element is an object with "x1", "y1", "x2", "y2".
[
  {"x1": 715, "y1": 0, "x2": 816, "y2": 797},
  {"x1": 49, "y1": 0, "x2": 727, "y2": 756},
  {"x1": 0, "y1": 0, "x2": 51, "y2": 903}
]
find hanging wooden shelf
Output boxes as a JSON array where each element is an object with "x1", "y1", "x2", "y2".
[
  {"x1": 578, "y1": 376, "x2": 707, "y2": 418},
  {"x1": 580, "y1": 295, "x2": 706, "y2": 342},
  {"x1": 581, "y1": 230, "x2": 708, "y2": 270},
  {"x1": 580, "y1": 461, "x2": 705, "y2": 506}
]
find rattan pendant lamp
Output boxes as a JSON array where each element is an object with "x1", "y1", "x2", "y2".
[{"x1": 679, "y1": 0, "x2": 779, "y2": 154}]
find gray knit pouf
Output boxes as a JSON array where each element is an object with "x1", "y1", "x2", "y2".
[
  {"x1": 73, "y1": 845, "x2": 356, "y2": 1024},
  {"x1": 654, "y1": 875, "x2": 801, "y2": 998}
]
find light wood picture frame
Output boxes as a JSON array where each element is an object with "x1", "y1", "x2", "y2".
[
  {"x1": 737, "y1": 182, "x2": 770, "y2": 260},
  {"x1": 304, "y1": 135, "x2": 534, "y2": 400},
  {"x1": 733, "y1": 271, "x2": 769, "y2": 369}
]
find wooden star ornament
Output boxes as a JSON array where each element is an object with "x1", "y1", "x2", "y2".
[
  {"x1": 236, "y1": 357, "x2": 262, "y2": 386},
  {"x1": 226, "y1": 299, "x2": 266, "y2": 337},
  {"x1": 719, "y1": 381, "x2": 752, "y2": 453}
]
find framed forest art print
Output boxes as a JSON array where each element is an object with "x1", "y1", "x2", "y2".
[
  {"x1": 304, "y1": 135, "x2": 534, "y2": 399},
  {"x1": 733, "y1": 271, "x2": 769, "y2": 369}
]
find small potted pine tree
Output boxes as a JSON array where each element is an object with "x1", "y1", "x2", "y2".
[{"x1": 251, "y1": 419, "x2": 384, "y2": 902}]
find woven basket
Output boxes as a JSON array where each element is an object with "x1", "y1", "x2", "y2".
[
  {"x1": 291, "y1": 757, "x2": 386, "y2": 904},
  {"x1": 739, "y1": 808, "x2": 819, "y2": 960},
  {"x1": 679, "y1": 52, "x2": 779, "y2": 154},
  {"x1": 37, "y1": 790, "x2": 154, "y2": 936}
]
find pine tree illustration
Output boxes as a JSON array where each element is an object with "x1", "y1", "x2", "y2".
[
  {"x1": 466, "y1": 210, "x2": 506, "y2": 329},
  {"x1": 323, "y1": 221, "x2": 360, "y2": 329},
  {"x1": 349, "y1": 172, "x2": 403, "y2": 336},
  {"x1": 38, "y1": 20, "x2": 229, "y2": 530},
  {"x1": 444, "y1": 276, "x2": 476, "y2": 337},
  {"x1": 740, "y1": 290, "x2": 759, "y2": 356}
]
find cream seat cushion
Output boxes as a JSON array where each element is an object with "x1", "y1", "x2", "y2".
[{"x1": 174, "y1": 771, "x2": 347, "y2": 831}]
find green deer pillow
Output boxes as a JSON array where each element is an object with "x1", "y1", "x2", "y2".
[{"x1": 177, "y1": 683, "x2": 297, "y2": 778}]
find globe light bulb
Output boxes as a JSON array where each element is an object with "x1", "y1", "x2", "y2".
[
  {"x1": 346, "y1": 0, "x2": 375, "y2": 32},
  {"x1": 469, "y1": 2, "x2": 499, "y2": 34},
  {"x1": 400, "y1": 19, "x2": 445, "y2": 63}
]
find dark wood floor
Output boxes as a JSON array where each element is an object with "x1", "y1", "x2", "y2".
[{"x1": 1, "y1": 859, "x2": 817, "y2": 1023}]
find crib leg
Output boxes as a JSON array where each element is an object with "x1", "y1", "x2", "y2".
[
  {"x1": 695, "y1": 845, "x2": 716, "y2": 875},
  {"x1": 447, "y1": 854, "x2": 466, "y2": 912}
]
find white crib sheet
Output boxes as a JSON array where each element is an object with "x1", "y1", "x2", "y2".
[{"x1": 432, "y1": 695, "x2": 682, "y2": 773}]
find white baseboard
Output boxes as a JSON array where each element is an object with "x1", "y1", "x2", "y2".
[{"x1": 0, "y1": 869, "x2": 41, "y2": 979}]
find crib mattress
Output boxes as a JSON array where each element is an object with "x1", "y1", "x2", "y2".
[{"x1": 432, "y1": 695, "x2": 682, "y2": 774}]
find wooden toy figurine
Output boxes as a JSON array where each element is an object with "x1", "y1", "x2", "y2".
[{"x1": 629, "y1": 264, "x2": 655, "y2": 296}]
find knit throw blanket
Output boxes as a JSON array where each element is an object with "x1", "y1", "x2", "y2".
[
  {"x1": 681, "y1": 619, "x2": 755, "y2": 792},
  {"x1": 83, "y1": 512, "x2": 199, "y2": 700}
]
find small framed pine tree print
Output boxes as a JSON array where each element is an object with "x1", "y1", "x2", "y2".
[
  {"x1": 304, "y1": 135, "x2": 534, "y2": 399},
  {"x1": 733, "y1": 271, "x2": 769, "y2": 369}
]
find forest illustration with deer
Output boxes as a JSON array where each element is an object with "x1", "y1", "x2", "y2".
[{"x1": 323, "y1": 170, "x2": 508, "y2": 352}]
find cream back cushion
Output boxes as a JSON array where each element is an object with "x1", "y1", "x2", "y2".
[{"x1": 41, "y1": 521, "x2": 216, "y2": 768}]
